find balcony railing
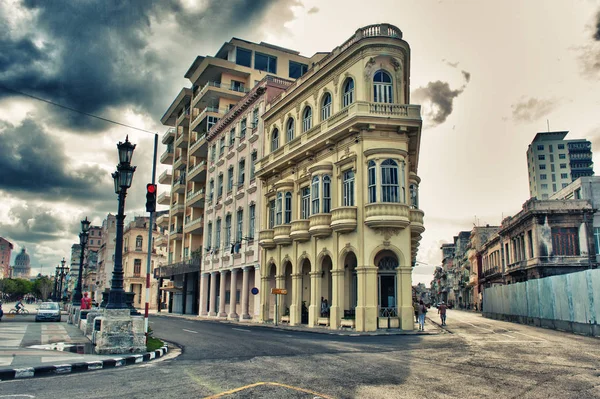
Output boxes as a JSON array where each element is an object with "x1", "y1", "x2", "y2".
[
  {"x1": 192, "y1": 81, "x2": 251, "y2": 105},
  {"x1": 157, "y1": 257, "x2": 201, "y2": 278}
]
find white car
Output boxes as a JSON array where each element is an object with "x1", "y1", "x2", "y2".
[{"x1": 35, "y1": 302, "x2": 61, "y2": 322}]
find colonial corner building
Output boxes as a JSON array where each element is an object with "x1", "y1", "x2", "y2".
[{"x1": 158, "y1": 24, "x2": 424, "y2": 332}]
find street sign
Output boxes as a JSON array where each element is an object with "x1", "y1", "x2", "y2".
[
  {"x1": 271, "y1": 288, "x2": 288, "y2": 295},
  {"x1": 251, "y1": 287, "x2": 259, "y2": 295}
]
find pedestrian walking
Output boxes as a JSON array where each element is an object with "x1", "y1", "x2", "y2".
[
  {"x1": 417, "y1": 300, "x2": 427, "y2": 331},
  {"x1": 438, "y1": 301, "x2": 447, "y2": 326}
]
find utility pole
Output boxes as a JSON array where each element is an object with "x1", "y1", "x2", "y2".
[{"x1": 145, "y1": 133, "x2": 158, "y2": 343}]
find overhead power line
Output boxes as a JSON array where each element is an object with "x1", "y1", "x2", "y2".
[{"x1": 0, "y1": 84, "x2": 156, "y2": 135}]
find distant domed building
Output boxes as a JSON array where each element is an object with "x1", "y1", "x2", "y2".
[{"x1": 12, "y1": 248, "x2": 31, "y2": 278}]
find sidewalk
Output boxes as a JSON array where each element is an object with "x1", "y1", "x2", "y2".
[{"x1": 154, "y1": 312, "x2": 444, "y2": 336}]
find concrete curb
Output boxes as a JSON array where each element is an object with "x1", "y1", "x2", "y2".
[
  {"x1": 153, "y1": 313, "x2": 440, "y2": 337},
  {"x1": 0, "y1": 345, "x2": 169, "y2": 382}
]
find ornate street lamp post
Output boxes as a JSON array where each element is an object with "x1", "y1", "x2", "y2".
[
  {"x1": 73, "y1": 218, "x2": 91, "y2": 306},
  {"x1": 107, "y1": 136, "x2": 136, "y2": 309},
  {"x1": 58, "y1": 258, "x2": 69, "y2": 302},
  {"x1": 53, "y1": 266, "x2": 59, "y2": 301}
]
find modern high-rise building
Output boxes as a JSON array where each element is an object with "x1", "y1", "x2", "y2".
[
  {"x1": 0, "y1": 237, "x2": 13, "y2": 278},
  {"x1": 158, "y1": 23, "x2": 424, "y2": 332},
  {"x1": 527, "y1": 131, "x2": 594, "y2": 199}
]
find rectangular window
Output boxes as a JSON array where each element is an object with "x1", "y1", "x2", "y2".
[
  {"x1": 230, "y1": 80, "x2": 245, "y2": 92},
  {"x1": 252, "y1": 108, "x2": 259, "y2": 128},
  {"x1": 312, "y1": 178, "x2": 320, "y2": 214},
  {"x1": 276, "y1": 194, "x2": 282, "y2": 226},
  {"x1": 549, "y1": 144, "x2": 553, "y2": 153},
  {"x1": 552, "y1": 174, "x2": 556, "y2": 182},
  {"x1": 551, "y1": 164, "x2": 555, "y2": 172},
  {"x1": 211, "y1": 145, "x2": 216, "y2": 162},
  {"x1": 227, "y1": 168, "x2": 234, "y2": 192},
  {"x1": 562, "y1": 183, "x2": 568, "y2": 188},
  {"x1": 550, "y1": 154, "x2": 554, "y2": 162},
  {"x1": 561, "y1": 173, "x2": 568, "y2": 179},
  {"x1": 250, "y1": 152, "x2": 257, "y2": 179},
  {"x1": 236, "y1": 47, "x2": 252, "y2": 67},
  {"x1": 240, "y1": 119, "x2": 246, "y2": 139},
  {"x1": 255, "y1": 52, "x2": 277, "y2": 73},
  {"x1": 343, "y1": 170, "x2": 355, "y2": 206},
  {"x1": 236, "y1": 210, "x2": 243, "y2": 243},
  {"x1": 289, "y1": 61, "x2": 308, "y2": 79},
  {"x1": 560, "y1": 163, "x2": 567, "y2": 169},
  {"x1": 249, "y1": 205, "x2": 255, "y2": 239},
  {"x1": 540, "y1": 174, "x2": 547, "y2": 180},
  {"x1": 541, "y1": 184, "x2": 548, "y2": 189},
  {"x1": 368, "y1": 164, "x2": 376, "y2": 203},
  {"x1": 269, "y1": 200, "x2": 275, "y2": 229},
  {"x1": 552, "y1": 183, "x2": 557, "y2": 191},
  {"x1": 551, "y1": 227, "x2": 579, "y2": 255},
  {"x1": 217, "y1": 174, "x2": 223, "y2": 197},
  {"x1": 559, "y1": 153, "x2": 566, "y2": 159},
  {"x1": 284, "y1": 193, "x2": 292, "y2": 223},
  {"x1": 207, "y1": 222, "x2": 212, "y2": 249},
  {"x1": 134, "y1": 259, "x2": 141, "y2": 276},
  {"x1": 229, "y1": 129, "x2": 235, "y2": 147},
  {"x1": 219, "y1": 137, "x2": 225, "y2": 156},
  {"x1": 225, "y1": 216, "x2": 231, "y2": 247},
  {"x1": 537, "y1": 145, "x2": 544, "y2": 151},
  {"x1": 323, "y1": 177, "x2": 331, "y2": 213},
  {"x1": 301, "y1": 187, "x2": 310, "y2": 219},
  {"x1": 539, "y1": 164, "x2": 546, "y2": 170},
  {"x1": 207, "y1": 116, "x2": 220, "y2": 131},
  {"x1": 528, "y1": 230, "x2": 534, "y2": 258},
  {"x1": 558, "y1": 144, "x2": 565, "y2": 149},
  {"x1": 238, "y1": 159, "x2": 245, "y2": 186},
  {"x1": 538, "y1": 155, "x2": 545, "y2": 160}
]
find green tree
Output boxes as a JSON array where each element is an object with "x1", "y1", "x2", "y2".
[{"x1": 33, "y1": 277, "x2": 53, "y2": 300}]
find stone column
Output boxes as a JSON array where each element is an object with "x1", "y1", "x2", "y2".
[
  {"x1": 355, "y1": 266, "x2": 378, "y2": 332},
  {"x1": 229, "y1": 268, "x2": 239, "y2": 319},
  {"x1": 208, "y1": 272, "x2": 218, "y2": 316},
  {"x1": 330, "y1": 269, "x2": 345, "y2": 329},
  {"x1": 260, "y1": 276, "x2": 270, "y2": 321},
  {"x1": 199, "y1": 273, "x2": 209, "y2": 316},
  {"x1": 308, "y1": 271, "x2": 322, "y2": 327},
  {"x1": 218, "y1": 270, "x2": 228, "y2": 317},
  {"x1": 241, "y1": 266, "x2": 251, "y2": 319},
  {"x1": 275, "y1": 275, "x2": 286, "y2": 321},
  {"x1": 290, "y1": 273, "x2": 302, "y2": 325},
  {"x1": 397, "y1": 267, "x2": 414, "y2": 330}
]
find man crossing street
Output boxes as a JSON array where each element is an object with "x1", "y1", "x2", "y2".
[{"x1": 438, "y1": 301, "x2": 448, "y2": 326}]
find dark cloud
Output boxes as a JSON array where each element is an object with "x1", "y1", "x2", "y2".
[
  {"x1": 0, "y1": 204, "x2": 66, "y2": 244},
  {"x1": 0, "y1": 118, "x2": 114, "y2": 202},
  {"x1": 594, "y1": 10, "x2": 600, "y2": 41},
  {"x1": 411, "y1": 81, "x2": 465, "y2": 126},
  {"x1": 461, "y1": 70, "x2": 471, "y2": 82},
  {"x1": 511, "y1": 97, "x2": 559, "y2": 123},
  {"x1": 0, "y1": 0, "x2": 287, "y2": 132}
]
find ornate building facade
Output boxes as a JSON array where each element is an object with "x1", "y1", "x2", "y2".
[
  {"x1": 256, "y1": 24, "x2": 424, "y2": 331},
  {"x1": 0, "y1": 237, "x2": 13, "y2": 278},
  {"x1": 12, "y1": 247, "x2": 31, "y2": 279}
]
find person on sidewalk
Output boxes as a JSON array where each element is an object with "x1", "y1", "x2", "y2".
[
  {"x1": 438, "y1": 301, "x2": 447, "y2": 326},
  {"x1": 417, "y1": 300, "x2": 427, "y2": 331},
  {"x1": 81, "y1": 292, "x2": 92, "y2": 310},
  {"x1": 0, "y1": 302, "x2": 3, "y2": 322}
]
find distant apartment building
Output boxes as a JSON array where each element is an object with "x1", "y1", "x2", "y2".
[
  {"x1": 0, "y1": 237, "x2": 13, "y2": 278},
  {"x1": 527, "y1": 131, "x2": 594, "y2": 199},
  {"x1": 97, "y1": 214, "x2": 117, "y2": 300},
  {"x1": 83, "y1": 225, "x2": 102, "y2": 297}
]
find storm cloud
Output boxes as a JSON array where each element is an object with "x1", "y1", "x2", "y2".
[
  {"x1": 511, "y1": 97, "x2": 559, "y2": 123},
  {"x1": 594, "y1": 10, "x2": 600, "y2": 41},
  {"x1": 411, "y1": 81, "x2": 465, "y2": 126}
]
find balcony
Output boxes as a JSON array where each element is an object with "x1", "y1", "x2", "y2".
[
  {"x1": 157, "y1": 192, "x2": 170, "y2": 205},
  {"x1": 160, "y1": 145, "x2": 174, "y2": 165},
  {"x1": 190, "y1": 106, "x2": 225, "y2": 131},
  {"x1": 409, "y1": 208, "x2": 425, "y2": 235},
  {"x1": 173, "y1": 156, "x2": 187, "y2": 171},
  {"x1": 176, "y1": 108, "x2": 190, "y2": 126},
  {"x1": 258, "y1": 229, "x2": 275, "y2": 249},
  {"x1": 186, "y1": 188, "x2": 205, "y2": 208},
  {"x1": 189, "y1": 133, "x2": 207, "y2": 157},
  {"x1": 155, "y1": 234, "x2": 168, "y2": 247},
  {"x1": 169, "y1": 227, "x2": 183, "y2": 241},
  {"x1": 188, "y1": 160, "x2": 207, "y2": 182},
  {"x1": 192, "y1": 81, "x2": 250, "y2": 108},
  {"x1": 273, "y1": 224, "x2": 292, "y2": 246},
  {"x1": 290, "y1": 220, "x2": 310, "y2": 242},
  {"x1": 161, "y1": 128, "x2": 175, "y2": 145},
  {"x1": 308, "y1": 214, "x2": 332, "y2": 238},
  {"x1": 171, "y1": 203, "x2": 185, "y2": 217},
  {"x1": 184, "y1": 216, "x2": 204, "y2": 234},
  {"x1": 175, "y1": 131, "x2": 189, "y2": 149},
  {"x1": 172, "y1": 178, "x2": 186, "y2": 194},
  {"x1": 331, "y1": 207, "x2": 357, "y2": 234},
  {"x1": 364, "y1": 203, "x2": 410, "y2": 229},
  {"x1": 158, "y1": 170, "x2": 172, "y2": 185},
  {"x1": 157, "y1": 257, "x2": 200, "y2": 278},
  {"x1": 156, "y1": 213, "x2": 169, "y2": 227}
]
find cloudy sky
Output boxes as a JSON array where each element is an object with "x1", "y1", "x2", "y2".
[{"x1": 1, "y1": 0, "x2": 599, "y2": 284}]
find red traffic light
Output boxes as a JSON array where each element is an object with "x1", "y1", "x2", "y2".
[{"x1": 147, "y1": 184, "x2": 156, "y2": 193}]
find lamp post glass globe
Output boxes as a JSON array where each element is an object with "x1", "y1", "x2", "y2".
[
  {"x1": 61, "y1": 257, "x2": 66, "y2": 268},
  {"x1": 117, "y1": 164, "x2": 136, "y2": 189},
  {"x1": 117, "y1": 135, "x2": 136, "y2": 165},
  {"x1": 112, "y1": 171, "x2": 121, "y2": 194},
  {"x1": 81, "y1": 217, "x2": 91, "y2": 233},
  {"x1": 79, "y1": 232, "x2": 88, "y2": 246}
]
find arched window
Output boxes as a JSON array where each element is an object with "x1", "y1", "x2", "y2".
[
  {"x1": 311, "y1": 176, "x2": 320, "y2": 214},
  {"x1": 381, "y1": 159, "x2": 399, "y2": 202},
  {"x1": 303, "y1": 107, "x2": 312, "y2": 132},
  {"x1": 343, "y1": 78, "x2": 354, "y2": 108},
  {"x1": 271, "y1": 128, "x2": 279, "y2": 152},
  {"x1": 286, "y1": 118, "x2": 295, "y2": 143},
  {"x1": 284, "y1": 192, "x2": 292, "y2": 223},
  {"x1": 135, "y1": 235, "x2": 143, "y2": 249},
  {"x1": 321, "y1": 93, "x2": 332, "y2": 121},
  {"x1": 322, "y1": 175, "x2": 331, "y2": 213},
  {"x1": 373, "y1": 70, "x2": 393, "y2": 103},
  {"x1": 276, "y1": 192, "x2": 283, "y2": 225},
  {"x1": 368, "y1": 161, "x2": 376, "y2": 203}
]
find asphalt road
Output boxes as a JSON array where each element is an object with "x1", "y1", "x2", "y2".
[{"x1": 1, "y1": 310, "x2": 599, "y2": 398}]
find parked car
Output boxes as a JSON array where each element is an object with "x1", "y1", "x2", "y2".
[{"x1": 35, "y1": 302, "x2": 61, "y2": 322}]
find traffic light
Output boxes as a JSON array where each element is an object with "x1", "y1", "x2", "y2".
[{"x1": 146, "y1": 183, "x2": 157, "y2": 213}]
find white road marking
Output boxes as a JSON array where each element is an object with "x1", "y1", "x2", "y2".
[
  {"x1": 484, "y1": 340, "x2": 545, "y2": 343},
  {"x1": 232, "y1": 328, "x2": 251, "y2": 332},
  {"x1": 182, "y1": 329, "x2": 198, "y2": 334},
  {"x1": 510, "y1": 330, "x2": 548, "y2": 341}
]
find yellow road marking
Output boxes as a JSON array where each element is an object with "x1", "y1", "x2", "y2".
[{"x1": 203, "y1": 381, "x2": 334, "y2": 399}]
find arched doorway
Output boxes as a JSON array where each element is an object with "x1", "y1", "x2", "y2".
[
  {"x1": 375, "y1": 250, "x2": 398, "y2": 320},
  {"x1": 300, "y1": 258, "x2": 311, "y2": 324}
]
